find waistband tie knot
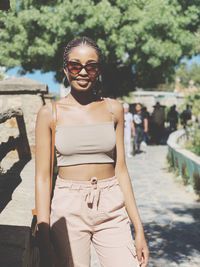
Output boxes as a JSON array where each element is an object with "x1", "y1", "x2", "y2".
[{"x1": 85, "y1": 177, "x2": 101, "y2": 209}]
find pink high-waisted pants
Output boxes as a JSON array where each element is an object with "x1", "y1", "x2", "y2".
[{"x1": 50, "y1": 176, "x2": 140, "y2": 267}]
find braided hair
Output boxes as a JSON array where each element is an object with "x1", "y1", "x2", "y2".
[
  {"x1": 63, "y1": 36, "x2": 103, "y2": 69},
  {"x1": 63, "y1": 36, "x2": 103, "y2": 96}
]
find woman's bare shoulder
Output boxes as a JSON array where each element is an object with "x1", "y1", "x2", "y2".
[
  {"x1": 36, "y1": 103, "x2": 52, "y2": 125},
  {"x1": 108, "y1": 98, "x2": 124, "y2": 118},
  {"x1": 54, "y1": 98, "x2": 71, "y2": 109},
  {"x1": 55, "y1": 98, "x2": 68, "y2": 105}
]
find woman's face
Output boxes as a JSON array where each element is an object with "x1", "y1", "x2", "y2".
[
  {"x1": 64, "y1": 45, "x2": 99, "y2": 92},
  {"x1": 135, "y1": 104, "x2": 142, "y2": 112}
]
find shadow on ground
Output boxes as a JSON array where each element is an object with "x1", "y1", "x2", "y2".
[
  {"x1": 0, "y1": 225, "x2": 30, "y2": 267},
  {"x1": 131, "y1": 205, "x2": 200, "y2": 266},
  {"x1": 0, "y1": 112, "x2": 31, "y2": 213},
  {"x1": 0, "y1": 158, "x2": 30, "y2": 213},
  {"x1": 0, "y1": 111, "x2": 33, "y2": 266}
]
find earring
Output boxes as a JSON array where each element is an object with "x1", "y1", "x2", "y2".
[
  {"x1": 61, "y1": 76, "x2": 71, "y2": 97},
  {"x1": 92, "y1": 75, "x2": 103, "y2": 97},
  {"x1": 63, "y1": 76, "x2": 68, "y2": 88}
]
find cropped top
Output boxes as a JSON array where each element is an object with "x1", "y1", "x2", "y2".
[{"x1": 48, "y1": 98, "x2": 116, "y2": 167}]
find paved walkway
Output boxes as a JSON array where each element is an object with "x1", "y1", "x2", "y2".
[
  {"x1": 0, "y1": 153, "x2": 35, "y2": 267},
  {"x1": 91, "y1": 145, "x2": 200, "y2": 267},
  {"x1": 128, "y1": 145, "x2": 200, "y2": 267},
  {"x1": 0, "y1": 146, "x2": 200, "y2": 266}
]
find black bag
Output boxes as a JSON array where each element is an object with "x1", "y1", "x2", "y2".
[{"x1": 23, "y1": 215, "x2": 40, "y2": 267}]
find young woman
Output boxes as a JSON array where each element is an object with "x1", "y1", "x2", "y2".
[{"x1": 35, "y1": 36, "x2": 149, "y2": 267}]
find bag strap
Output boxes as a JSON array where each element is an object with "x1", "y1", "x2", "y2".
[
  {"x1": 50, "y1": 102, "x2": 56, "y2": 194},
  {"x1": 32, "y1": 102, "x2": 57, "y2": 216}
]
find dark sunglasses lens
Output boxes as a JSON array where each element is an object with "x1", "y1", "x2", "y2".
[
  {"x1": 67, "y1": 62, "x2": 82, "y2": 74},
  {"x1": 67, "y1": 62, "x2": 99, "y2": 76},
  {"x1": 85, "y1": 64, "x2": 99, "y2": 76}
]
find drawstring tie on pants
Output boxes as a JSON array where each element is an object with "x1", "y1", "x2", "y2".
[{"x1": 85, "y1": 177, "x2": 101, "y2": 209}]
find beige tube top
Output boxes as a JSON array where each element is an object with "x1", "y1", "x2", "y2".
[
  {"x1": 55, "y1": 121, "x2": 115, "y2": 166},
  {"x1": 48, "y1": 98, "x2": 116, "y2": 167}
]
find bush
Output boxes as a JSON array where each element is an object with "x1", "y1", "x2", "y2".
[
  {"x1": 167, "y1": 151, "x2": 174, "y2": 171},
  {"x1": 185, "y1": 128, "x2": 200, "y2": 156},
  {"x1": 181, "y1": 162, "x2": 190, "y2": 185},
  {"x1": 180, "y1": 93, "x2": 200, "y2": 122},
  {"x1": 193, "y1": 170, "x2": 200, "y2": 195}
]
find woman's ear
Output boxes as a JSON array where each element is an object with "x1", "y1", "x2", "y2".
[
  {"x1": 63, "y1": 76, "x2": 68, "y2": 88},
  {"x1": 64, "y1": 68, "x2": 69, "y2": 79},
  {"x1": 63, "y1": 69, "x2": 70, "y2": 88}
]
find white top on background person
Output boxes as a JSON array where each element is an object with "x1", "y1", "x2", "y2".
[
  {"x1": 123, "y1": 103, "x2": 134, "y2": 135},
  {"x1": 123, "y1": 103, "x2": 134, "y2": 157}
]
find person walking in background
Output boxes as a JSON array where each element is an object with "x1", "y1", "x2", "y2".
[
  {"x1": 123, "y1": 103, "x2": 134, "y2": 158},
  {"x1": 151, "y1": 102, "x2": 165, "y2": 145},
  {"x1": 141, "y1": 106, "x2": 150, "y2": 145},
  {"x1": 180, "y1": 104, "x2": 192, "y2": 129},
  {"x1": 132, "y1": 103, "x2": 148, "y2": 154},
  {"x1": 167, "y1": 105, "x2": 179, "y2": 132}
]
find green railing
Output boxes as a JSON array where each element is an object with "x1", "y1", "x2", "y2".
[{"x1": 167, "y1": 129, "x2": 200, "y2": 194}]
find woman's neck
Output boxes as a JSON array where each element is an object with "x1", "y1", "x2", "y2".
[{"x1": 66, "y1": 89, "x2": 99, "y2": 106}]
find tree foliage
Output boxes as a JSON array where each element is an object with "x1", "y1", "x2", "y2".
[
  {"x1": 183, "y1": 93, "x2": 200, "y2": 118},
  {"x1": 1, "y1": 0, "x2": 200, "y2": 96},
  {"x1": 176, "y1": 62, "x2": 200, "y2": 88},
  {"x1": 159, "y1": 62, "x2": 200, "y2": 91}
]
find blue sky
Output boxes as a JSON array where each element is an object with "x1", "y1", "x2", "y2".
[
  {"x1": 6, "y1": 55, "x2": 200, "y2": 93},
  {"x1": 181, "y1": 55, "x2": 200, "y2": 66}
]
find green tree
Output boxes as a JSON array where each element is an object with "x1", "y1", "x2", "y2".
[
  {"x1": 1, "y1": 0, "x2": 200, "y2": 96},
  {"x1": 0, "y1": 66, "x2": 6, "y2": 80},
  {"x1": 176, "y1": 62, "x2": 200, "y2": 88},
  {"x1": 183, "y1": 93, "x2": 200, "y2": 118}
]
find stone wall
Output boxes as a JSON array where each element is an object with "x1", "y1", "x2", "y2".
[
  {"x1": 167, "y1": 129, "x2": 200, "y2": 194},
  {"x1": 0, "y1": 94, "x2": 44, "y2": 154},
  {"x1": 131, "y1": 91, "x2": 185, "y2": 113}
]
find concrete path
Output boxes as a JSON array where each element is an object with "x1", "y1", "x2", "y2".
[
  {"x1": 0, "y1": 153, "x2": 35, "y2": 267},
  {"x1": 0, "y1": 154, "x2": 35, "y2": 226},
  {"x1": 127, "y1": 145, "x2": 200, "y2": 267},
  {"x1": 0, "y1": 146, "x2": 200, "y2": 267}
]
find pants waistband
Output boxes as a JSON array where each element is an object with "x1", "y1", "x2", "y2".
[
  {"x1": 56, "y1": 175, "x2": 118, "y2": 190},
  {"x1": 55, "y1": 176, "x2": 119, "y2": 210}
]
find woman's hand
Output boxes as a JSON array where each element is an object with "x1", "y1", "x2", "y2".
[{"x1": 135, "y1": 232, "x2": 149, "y2": 267}]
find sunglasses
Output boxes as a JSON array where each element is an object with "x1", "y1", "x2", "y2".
[{"x1": 66, "y1": 61, "x2": 100, "y2": 77}]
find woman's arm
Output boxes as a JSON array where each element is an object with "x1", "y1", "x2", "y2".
[
  {"x1": 35, "y1": 104, "x2": 53, "y2": 264},
  {"x1": 131, "y1": 119, "x2": 135, "y2": 136},
  {"x1": 144, "y1": 117, "x2": 148, "y2": 133},
  {"x1": 111, "y1": 99, "x2": 149, "y2": 267}
]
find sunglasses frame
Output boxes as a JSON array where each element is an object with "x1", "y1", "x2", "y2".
[{"x1": 66, "y1": 61, "x2": 100, "y2": 77}]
